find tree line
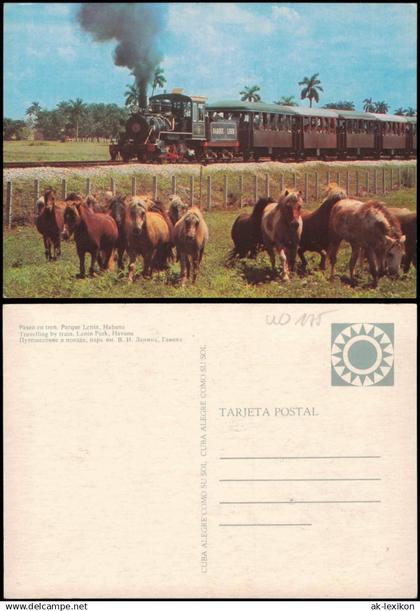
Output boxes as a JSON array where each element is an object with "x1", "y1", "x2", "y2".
[
  {"x1": 3, "y1": 66, "x2": 168, "y2": 141},
  {"x1": 4, "y1": 100, "x2": 130, "y2": 141},
  {"x1": 240, "y1": 73, "x2": 416, "y2": 115}
]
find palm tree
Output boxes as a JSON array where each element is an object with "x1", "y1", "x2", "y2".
[
  {"x1": 363, "y1": 98, "x2": 375, "y2": 112},
  {"x1": 151, "y1": 66, "x2": 166, "y2": 96},
  {"x1": 394, "y1": 107, "x2": 406, "y2": 116},
  {"x1": 68, "y1": 98, "x2": 87, "y2": 141},
  {"x1": 404, "y1": 107, "x2": 417, "y2": 117},
  {"x1": 239, "y1": 85, "x2": 261, "y2": 102},
  {"x1": 298, "y1": 73, "x2": 323, "y2": 107},
  {"x1": 25, "y1": 101, "x2": 42, "y2": 127},
  {"x1": 374, "y1": 101, "x2": 389, "y2": 114},
  {"x1": 274, "y1": 95, "x2": 297, "y2": 106},
  {"x1": 124, "y1": 83, "x2": 140, "y2": 112}
]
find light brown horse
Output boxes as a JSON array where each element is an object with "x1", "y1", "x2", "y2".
[
  {"x1": 261, "y1": 189, "x2": 304, "y2": 281},
  {"x1": 174, "y1": 207, "x2": 209, "y2": 285},
  {"x1": 35, "y1": 188, "x2": 65, "y2": 261},
  {"x1": 328, "y1": 199, "x2": 405, "y2": 287},
  {"x1": 125, "y1": 201, "x2": 173, "y2": 281},
  {"x1": 62, "y1": 201, "x2": 118, "y2": 278}
]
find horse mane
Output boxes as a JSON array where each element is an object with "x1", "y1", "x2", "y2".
[
  {"x1": 313, "y1": 183, "x2": 348, "y2": 218},
  {"x1": 65, "y1": 192, "x2": 82, "y2": 202},
  {"x1": 250, "y1": 197, "x2": 275, "y2": 240},
  {"x1": 363, "y1": 200, "x2": 402, "y2": 239}
]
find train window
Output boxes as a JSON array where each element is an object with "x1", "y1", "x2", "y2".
[
  {"x1": 198, "y1": 104, "x2": 205, "y2": 122},
  {"x1": 278, "y1": 115, "x2": 284, "y2": 131},
  {"x1": 304, "y1": 117, "x2": 310, "y2": 132},
  {"x1": 192, "y1": 103, "x2": 198, "y2": 122},
  {"x1": 253, "y1": 114, "x2": 261, "y2": 129}
]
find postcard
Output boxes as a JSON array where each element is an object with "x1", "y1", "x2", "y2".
[
  {"x1": 3, "y1": 303, "x2": 417, "y2": 599},
  {"x1": 3, "y1": 3, "x2": 417, "y2": 299}
]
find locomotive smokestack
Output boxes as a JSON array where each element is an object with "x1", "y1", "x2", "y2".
[
  {"x1": 77, "y1": 3, "x2": 164, "y2": 103},
  {"x1": 139, "y1": 80, "x2": 148, "y2": 111}
]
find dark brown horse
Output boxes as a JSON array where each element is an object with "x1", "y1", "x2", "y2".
[
  {"x1": 62, "y1": 202, "x2": 118, "y2": 278},
  {"x1": 35, "y1": 188, "x2": 64, "y2": 261},
  {"x1": 298, "y1": 184, "x2": 347, "y2": 272},
  {"x1": 261, "y1": 189, "x2": 304, "y2": 281},
  {"x1": 228, "y1": 197, "x2": 275, "y2": 261}
]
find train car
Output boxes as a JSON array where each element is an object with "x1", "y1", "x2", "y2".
[
  {"x1": 291, "y1": 107, "x2": 338, "y2": 158},
  {"x1": 406, "y1": 116, "x2": 417, "y2": 156},
  {"x1": 369, "y1": 113, "x2": 408, "y2": 158},
  {"x1": 336, "y1": 110, "x2": 377, "y2": 158},
  {"x1": 206, "y1": 101, "x2": 296, "y2": 160}
]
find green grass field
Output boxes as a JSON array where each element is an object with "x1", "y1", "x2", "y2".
[
  {"x1": 4, "y1": 140, "x2": 110, "y2": 162},
  {"x1": 3, "y1": 188, "x2": 416, "y2": 299}
]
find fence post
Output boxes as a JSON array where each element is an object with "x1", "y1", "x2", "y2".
[
  {"x1": 382, "y1": 167, "x2": 386, "y2": 194},
  {"x1": 366, "y1": 171, "x2": 370, "y2": 193},
  {"x1": 7, "y1": 181, "x2": 13, "y2": 229},
  {"x1": 265, "y1": 173, "x2": 269, "y2": 198},
  {"x1": 111, "y1": 178, "x2": 116, "y2": 195},
  {"x1": 398, "y1": 166, "x2": 401, "y2": 188},
  {"x1": 346, "y1": 170, "x2": 350, "y2": 196},
  {"x1": 239, "y1": 175, "x2": 243, "y2": 208},
  {"x1": 131, "y1": 176, "x2": 137, "y2": 196},
  {"x1": 315, "y1": 172, "x2": 319, "y2": 200},
  {"x1": 373, "y1": 170, "x2": 377, "y2": 194},
  {"x1": 199, "y1": 165, "x2": 203, "y2": 206},
  {"x1": 253, "y1": 175, "x2": 258, "y2": 201},
  {"x1": 390, "y1": 168, "x2": 393, "y2": 190},
  {"x1": 207, "y1": 175, "x2": 212, "y2": 211},
  {"x1": 171, "y1": 175, "x2": 176, "y2": 195},
  {"x1": 86, "y1": 178, "x2": 91, "y2": 195},
  {"x1": 355, "y1": 171, "x2": 359, "y2": 197},
  {"x1": 152, "y1": 175, "x2": 158, "y2": 200},
  {"x1": 224, "y1": 175, "x2": 228, "y2": 208},
  {"x1": 292, "y1": 173, "x2": 296, "y2": 189},
  {"x1": 304, "y1": 173, "x2": 308, "y2": 201},
  {"x1": 189, "y1": 175, "x2": 194, "y2": 206},
  {"x1": 61, "y1": 178, "x2": 67, "y2": 200},
  {"x1": 279, "y1": 174, "x2": 284, "y2": 194},
  {"x1": 34, "y1": 179, "x2": 40, "y2": 214}
]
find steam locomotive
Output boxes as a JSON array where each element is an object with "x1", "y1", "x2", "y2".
[{"x1": 109, "y1": 90, "x2": 417, "y2": 163}]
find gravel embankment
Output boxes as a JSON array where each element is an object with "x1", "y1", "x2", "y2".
[{"x1": 3, "y1": 158, "x2": 416, "y2": 182}]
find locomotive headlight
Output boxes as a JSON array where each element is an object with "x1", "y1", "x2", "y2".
[{"x1": 131, "y1": 122, "x2": 142, "y2": 134}]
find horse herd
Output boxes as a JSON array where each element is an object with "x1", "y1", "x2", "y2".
[{"x1": 34, "y1": 183, "x2": 416, "y2": 288}]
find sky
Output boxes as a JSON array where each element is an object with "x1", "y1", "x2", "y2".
[{"x1": 3, "y1": 2, "x2": 417, "y2": 119}]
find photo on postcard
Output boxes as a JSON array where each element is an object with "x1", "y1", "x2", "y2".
[{"x1": 3, "y1": 2, "x2": 417, "y2": 299}]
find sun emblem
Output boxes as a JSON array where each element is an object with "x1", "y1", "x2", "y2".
[{"x1": 331, "y1": 323, "x2": 394, "y2": 386}]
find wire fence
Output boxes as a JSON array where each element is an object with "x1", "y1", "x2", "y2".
[{"x1": 3, "y1": 164, "x2": 417, "y2": 228}]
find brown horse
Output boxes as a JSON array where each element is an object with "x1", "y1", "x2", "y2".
[
  {"x1": 62, "y1": 202, "x2": 118, "y2": 278},
  {"x1": 228, "y1": 197, "x2": 274, "y2": 261},
  {"x1": 125, "y1": 201, "x2": 173, "y2": 281},
  {"x1": 298, "y1": 184, "x2": 347, "y2": 272},
  {"x1": 329, "y1": 199, "x2": 405, "y2": 287},
  {"x1": 261, "y1": 189, "x2": 304, "y2": 281},
  {"x1": 174, "y1": 207, "x2": 209, "y2": 285},
  {"x1": 35, "y1": 188, "x2": 64, "y2": 261},
  {"x1": 388, "y1": 208, "x2": 416, "y2": 273}
]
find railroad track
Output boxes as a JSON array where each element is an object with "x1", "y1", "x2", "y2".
[{"x1": 3, "y1": 160, "x2": 134, "y2": 169}]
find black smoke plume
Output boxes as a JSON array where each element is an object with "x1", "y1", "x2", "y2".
[{"x1": 77, "y1": 3, "x2": 164, "y2": 108}]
